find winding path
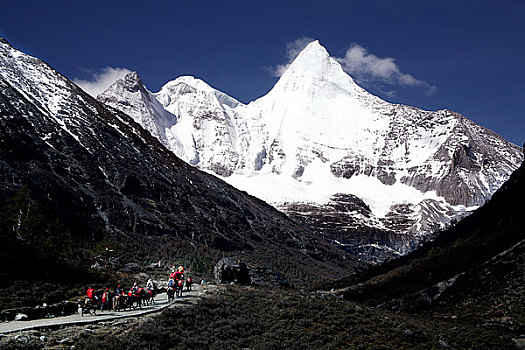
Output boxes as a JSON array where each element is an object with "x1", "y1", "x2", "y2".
[{"x1": 0, "y1": 284, "x2": 207, "y2": 334}]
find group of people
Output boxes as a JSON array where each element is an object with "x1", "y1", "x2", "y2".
[
  {"x1": 84, "y1": 264, "x2": 194, "y2": 312},
  {"x1": 85, "y1": 278, "x2": 157, "y2": 311}
]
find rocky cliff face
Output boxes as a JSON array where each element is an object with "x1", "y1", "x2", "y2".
[
  {"x1": 98, "y1": 40, "x2": 523, "y2": 263},
  {"x1": 0, "y1": 36, "x2": 360, "y2": 285},
  {"x1": 97, "y1": 71, "x2": 175, "y2": 148}
]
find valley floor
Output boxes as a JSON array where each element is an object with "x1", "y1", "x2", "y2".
[{"x1": 2, "y1": 285, "x2": 521, "y2": 349}]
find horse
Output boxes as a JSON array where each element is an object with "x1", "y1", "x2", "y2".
[
  {"x1": 175, "y1": 279, "x2": 184, "y2": 297},
  {"x1": 80, "y1": 296, "x2": 99, "y2": 316},
  {"x1": 137, "y1": 287, "x2": 153, "y2": 306},
  {"x1": 113, "y1": 294, "x2": 128, "y2": 311},
  {"x1": 127, "y1": 291, "x2": 142, "y2": 309},
  {"x1": 142, "y1": 288, "x2": 155, "y2": 305},
  {"x1": 166, "y1": 286, "x2": 175, "y2": 301}
]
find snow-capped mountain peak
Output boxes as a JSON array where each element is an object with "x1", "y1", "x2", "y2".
[
  {"x1": 98, "y1": 39, "x2": 523, "y2": 263},
  {"x1": 115, "y1": 71, "x2": 143, "y2": 91},
  {"x1": 157, "y1": 75, "x2": 242, "y2": 110},
  {"x1": 1, "y1": 35, "x2": 359, "y2": 283},
  {"x1": 268, "y1": 40, "x2": 369, "y2": 101},
  {"x1": 240, "y1": 40, "x2": 390, "y2": 179},
  {"x1": 298, "y1": 39, "x2": 326, "y2": 55},
  {"x1": 98, "y1": 71, "x2": 176, "y2": 146},
  {"x1": 100, "y1": 74, "x2": 245, "y2": 173},
  {"x1": 280, "y1": 39, "x2": 333, "y2": 78}
]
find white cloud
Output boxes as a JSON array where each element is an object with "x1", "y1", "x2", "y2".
[
  {"x1": 337, "y1": 44, "x2": 436, "y2": 95},
  {"x1": 424, "y1": 85, "x2": 438, "y2": 96},
  {"x1": 272, "y1": 36, "x2": 315, "y2": 77},
  {"x1": 73, "y1": 67, "x2": 132, "y2": 97}
]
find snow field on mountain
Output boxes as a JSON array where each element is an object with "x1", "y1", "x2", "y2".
[{"x1": 221, "y1": 158, "x2": 449, "y2": 218}]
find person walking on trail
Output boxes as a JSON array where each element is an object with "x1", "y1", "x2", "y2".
[
  {"x1": 146, "y1": 279, "x2": 154, "y2": 291},
  {"x1": 101, "y1": 288, "x2": 110, "y2": 311},
  {"x1": 85, "y1": 286, "x2": 97, "y2": 308},
  {"x1": 186, "y1": 276, "x2": 193, "y2": 291}
]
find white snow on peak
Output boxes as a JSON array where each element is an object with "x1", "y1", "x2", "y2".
[
  {"x1": 158, "y1": 76, "x2": 242, "y2": 109},
  {"x1": 162, "y1": 75, "x2": 214, "y2": 91},
  {"x1": 236, "y1": 40, "x2": 392, "y2": 177},
  {"x1": 0, "y1": 39, "x2": 70, "y2": 118},
  {"x1": 98, "y1": 71, "x2": 177, "y2": 147},
  {"x1": 0, "y1": 37, "x2": 101, "y2": 149},
  {"x1": 268, "y1": 39, "x2": 365, "y2": 100},
  {"x1": 299, "y1": 39, "x2": 327, "y2": 54}
]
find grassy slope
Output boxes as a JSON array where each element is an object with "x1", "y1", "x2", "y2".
[{"x1": 70, "y1": 286, "x2": 516, "y2": 350}]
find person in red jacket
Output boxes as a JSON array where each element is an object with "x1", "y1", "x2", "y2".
[
  {"x1": 85, "y1": 286, "x2": 97, "y2": 308},
  {"x1": 101, "y1": 288, "x2": 109, "y2": 311},
  {"x1": 174, "y1": 270, "x2": 183, "y2": 281},
  {"x1": 86, "y1": 286, "x2": 95, "y2": 300}
]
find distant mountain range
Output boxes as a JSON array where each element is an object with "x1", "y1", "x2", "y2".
[
  {"x1": 98, "y1": 40, "x2": 523, "y2": 263},
  {"x1": 0, "y1": 36, "x2": 360, "y2": 286}
]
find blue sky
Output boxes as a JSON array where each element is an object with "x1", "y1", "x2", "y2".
[{"x1": 0, "y1": 0, "x2": 523, "y2": 145}]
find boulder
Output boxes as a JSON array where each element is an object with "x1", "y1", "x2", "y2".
[
  {"x1": 138, "y1": 272, "x2": 150, "y2": 280},
  {"x1": 214, "y1": 257, "x2": 251, "y2": 285},
  {"x1": 90, "y1": 262, "x2": 104, "y2": 270},
  {"x1": 58, "y1": 337, "x2": 72, "y2": 344},
  {"x1": 14, "y1": 334, "x2": 29, "y2": 343}
]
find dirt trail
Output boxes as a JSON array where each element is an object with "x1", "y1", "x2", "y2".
[{"x1": 0, "y1": 284, "x2": 211, "y2": 335}]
